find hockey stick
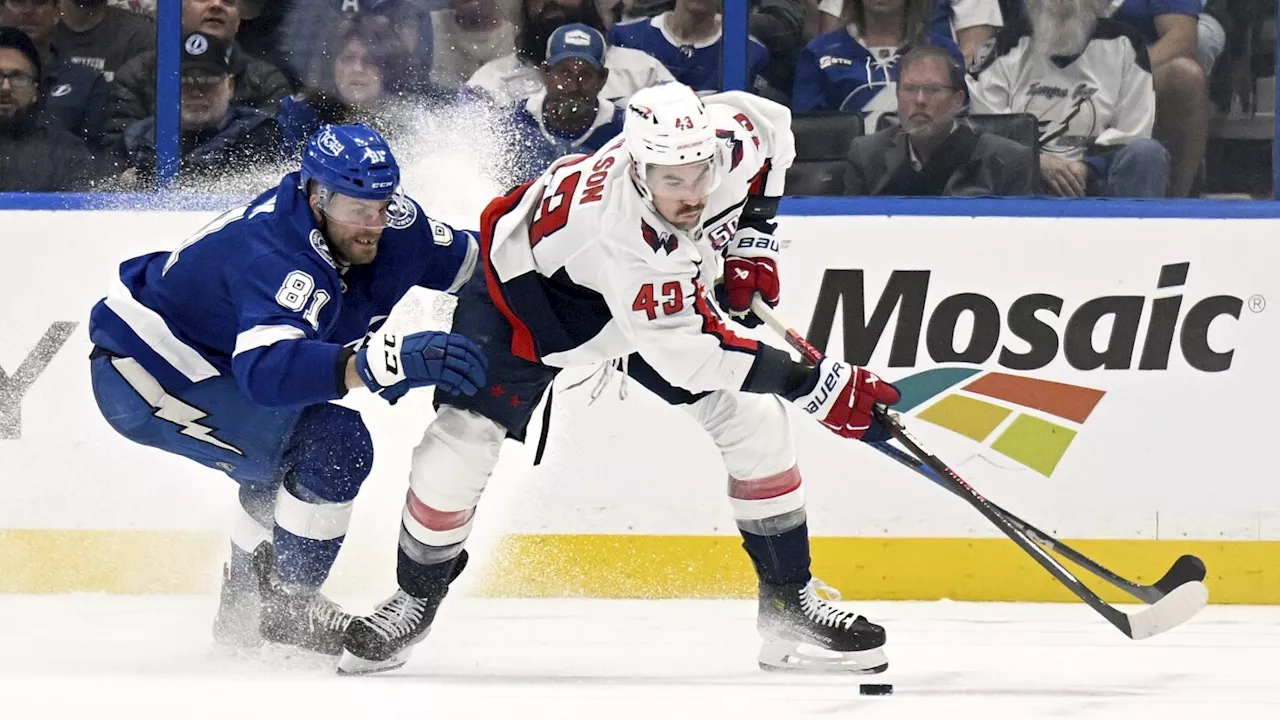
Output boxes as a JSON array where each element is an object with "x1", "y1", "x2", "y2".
[
  {"x1": 739, "y1": 297, "x2": 1204, "y2": 602},
  {"x1": 868, "y1": 439, "x2": 1205, "y2": 604},
  {"x1": 748, "y1": 297, "x2": 1209, "y2": 639}
]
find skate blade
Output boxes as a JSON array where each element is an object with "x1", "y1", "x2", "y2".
[
  {"x1": 337, "y1": 648, "x2": 412, "y2": 676},
  {"x1": 757, "y1": 640, "x2": 889, "y2": 675},
  {"x1": 256, "y1": 642, "x2": 342, "y2": 671}
]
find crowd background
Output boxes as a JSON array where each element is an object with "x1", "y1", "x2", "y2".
[{"x1": 0, "y1": 0, "x2": 1275, "y2": 199}]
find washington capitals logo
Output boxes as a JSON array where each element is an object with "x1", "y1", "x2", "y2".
[
  {"x1": 716, "y1": 130, "x2": 744, "y2": 171},
  {"x1": 642, "y1": 220, "x2": 678, "y2": 254}
]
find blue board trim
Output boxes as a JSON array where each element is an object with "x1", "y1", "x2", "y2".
[{"x1": 4, "y1": 192, "x2": 1280, "y2": 219}]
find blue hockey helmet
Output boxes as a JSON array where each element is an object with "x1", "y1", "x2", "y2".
[{"x1": 300, "y1": 123, "x2": 400, "y2": 202}]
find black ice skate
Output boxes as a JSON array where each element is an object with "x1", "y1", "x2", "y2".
[
  {"x1": 212, "y1": 561, "x2": 263, "y2": 651},
  {"x1": 756, "y1": 578, "x2": 888, "y2": 674},
  {"x1": 251, "y1": 543, "x2": 353, "y2": 657},
  {"x1": 338, "y1": 551, "x2": 468, "y2": 675}
]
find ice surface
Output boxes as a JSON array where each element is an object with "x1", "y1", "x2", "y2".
[{"x1": 1, "y1": 595, "x2": 1276, "y2": 719}]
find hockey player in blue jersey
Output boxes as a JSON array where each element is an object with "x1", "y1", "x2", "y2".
[{"x1": 86, "y1": 123, "x2": 488, "y2": 658}]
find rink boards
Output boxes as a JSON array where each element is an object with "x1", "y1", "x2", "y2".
[{"x1": 2, "y1": 209, "x2": 1278, "y2": 603}]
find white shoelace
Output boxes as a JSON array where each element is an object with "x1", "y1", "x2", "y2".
[
  {"x1": 798, "y1": 578, "x2": 862, "y2": 630},
  {"x1": 308, "y1": 595, "x2": 352, "y2": 633},
  {"x1": 363, "y1": 591, "x2": 426, "y2": 641},
  {"x1": 561, "y1": 356, "x2": 629, "y2": 403}
]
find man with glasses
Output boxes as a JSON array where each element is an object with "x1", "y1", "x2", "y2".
[
  {"x1": 844, "y1": 45, "x2": 1033, "y2": 195},
  {"x1": 120, "y1": 31, "x2": 279, "y2": 185},
  {"x1": 109, "y1": 0, "x2": 292, "y2": 151},
  {"x1": 87, "y1": 123, "x2": 487, "y2": 660},
  {"x1": 1, "y1": 0, "x2": 112, "y2": 147},
  {"x1": 0, "y1": 26, "x2": 104, "y2": 189}
]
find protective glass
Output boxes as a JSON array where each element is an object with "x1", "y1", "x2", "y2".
[
  {"x1": 322, "y1": 191, "x2": 392, "y2": 229},
  {"x1": 644, "y1": 158, "x2": 720, "y2": 201}
]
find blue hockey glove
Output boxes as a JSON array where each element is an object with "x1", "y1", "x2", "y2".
[{"x1": 356, "y1": 330, "x2": 488, "y2": 404}]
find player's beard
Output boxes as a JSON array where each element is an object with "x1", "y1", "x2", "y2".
[{"x1": 1027, "y1": 0, "x2": 1097, "y2": 58}]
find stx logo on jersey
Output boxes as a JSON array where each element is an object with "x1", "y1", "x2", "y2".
[
  {"x1": 1, "y1": 322, "x2": 77, "y2": 440},
  {"x1": 641, "y1": 220, "x2": 678, "y2": 254}
]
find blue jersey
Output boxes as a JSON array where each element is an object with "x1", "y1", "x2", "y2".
[
  {"x1": 1111, "y1": 0, "x2": 1199, "y2": 44},
  {"x1": 507, "y1": 94, "x2": 624, "y2": 183},
  {"x1": 88, "y1": 172, "x2": 478, "y2": 409},
  {"x1": 607, "y1": 14, "x2": 771, "y2": 94},
  {"x1": 790, "y1": 26, "x2": 963, "y2": 121}
]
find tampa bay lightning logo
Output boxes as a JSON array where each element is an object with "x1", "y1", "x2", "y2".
[
  {"x1": 309, "y1": 229, "x2": 337, "y2": 268},
  {"x1": 386, "y1": 189, "x2": 417, "y2": 230}
]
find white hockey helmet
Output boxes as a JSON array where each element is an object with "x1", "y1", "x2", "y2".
[{"x1": 624, "y1": 82, "x2": 722, "y2": 202}]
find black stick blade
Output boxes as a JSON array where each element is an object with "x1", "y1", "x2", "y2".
[{"x1": 1153, "y1": 555, "x2": 1207, "y2": 596}]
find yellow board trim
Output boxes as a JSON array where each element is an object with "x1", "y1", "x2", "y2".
[
  {"x1": 1, "y1": 530, "x2": 1276, "y2": 604},
  {"x1": 0, "y1": 530, "x2": 224, "y2": 594},
  {"x1": 477, "y1": 534, "x2": 1280, "y2": 605}
]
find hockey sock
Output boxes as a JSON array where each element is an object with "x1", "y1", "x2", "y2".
[
  {"x1": 272, "y1": 480, "x2": 353, "y2": 590},
  {"x1": 397, "y1": 545, "x2": 467, "y2": 599},
  {"x1": 739, "y1": 520, "x2": 813, "y2": 587}
]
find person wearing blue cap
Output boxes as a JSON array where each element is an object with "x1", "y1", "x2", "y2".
[
  {"x1": 86, "y1": 123, "x2": 488, "y2": 661},
  {"x1": 506, "y1": 22, "x2": 625, "y2": 183}
]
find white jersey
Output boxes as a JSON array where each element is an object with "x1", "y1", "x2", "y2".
[
  {"x1": 966, "y1": 19, "x2": 1155, "y2": 162},
  {"x1": 466, "y1": 47, "x2": 677, "y2": 107},
  {"x1": 481, "y1": 91, "x2": 795, "y2": 395}
]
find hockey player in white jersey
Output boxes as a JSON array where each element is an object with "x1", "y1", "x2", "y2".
[{"x1": 339, "y1": 82, "x2": 902, "y2": 675}]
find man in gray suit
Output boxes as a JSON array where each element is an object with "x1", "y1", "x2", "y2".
[{"x1": 844, "y1": 45, "x2": 1034, "y2": 197}]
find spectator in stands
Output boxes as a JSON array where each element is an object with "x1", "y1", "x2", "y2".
[
  {"x1": 279, "y1": 0, "x2": 434, "y2": 92},
  {"x1": 276, "y1": 14, "x2": 446, "y2": 159},
  {"x1": 0, "y1": 27, "x2": 106, "y2": 189},
  {"x1": 792, "y1": 0, "x2": 962, "y2": 130},
  {"x1": 235, "y1": 0, "x2": 297, "y2": 84},
  {"x1": 108, "y1": 0, "x2": 292, "y2": 150},
  {"x1": 618, "y1": 0, "x2": 806, "y2": 95},
  {"x1": 1, "y1": 0, "x2": 110, "y2": 147},
  {"x1": 819, "y1": 0, "x2": 1003, "y2": 62},
  {"x1": 53, "y1": 0, "x2": 155, "y2": 82},
  {"x1": 608, "y1": 0, "x2": 772, "y2": 95},
  {"x1": 507, "y1": 23, "x2": 623, "y2": 182},
  {"x1": 968, "y1": 0, "x2": 1169, "y2": 197},
  {"x1": 429, "y1": 0, "x2": 517, "y2": 89},
  {"x1": 122, "y1": 31, "x2": 280, "y2": 185},
  {"x1": 107, "y1": 0, "x2": 153, "y2": 14},
  {"x1": 844, "y1": 45, "x2": 1032, "y2": 195},
  {"x1": 467, "y1": 0, "x2": 674, "y2": 106},
  {"x1": 1109, "y1": 0, "x2": 1207, "y2": 198}
]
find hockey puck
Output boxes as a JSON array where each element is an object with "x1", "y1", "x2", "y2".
[{"x1": 859, "y1": 684, "x2": 894, "y2": 696}]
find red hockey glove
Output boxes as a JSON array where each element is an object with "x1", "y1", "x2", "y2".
[
  {"x1": 788, "y1": 359, "x2": 901, "y2": 442},
  {"x1": 721, "y1": 226, "x2": 780, "y2": 328}
]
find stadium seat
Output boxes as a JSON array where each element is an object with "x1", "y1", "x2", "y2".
[
  {"x1": 786, "y1": 112, "x2": 864, "y2": 196},
  {"x1": 877, "y1": 112, "x2": 1040, "y2": 155}
]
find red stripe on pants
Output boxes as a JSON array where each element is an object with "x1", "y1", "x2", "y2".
[
  {"x1": 728, "y1": 465, "x2": 801, "y2": 500},
  {"x1": 405, "y1": 490, "x2": 474, "y2": 531}
]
